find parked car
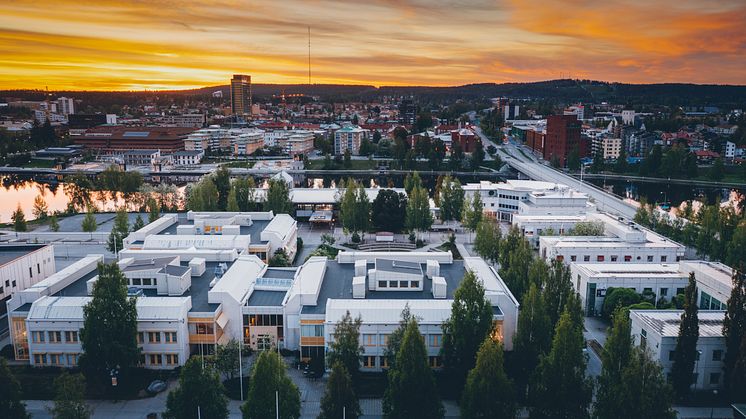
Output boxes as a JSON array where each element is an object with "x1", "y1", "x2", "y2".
[{"x1": 147, "y1": 380, "x2": 167, "y2": 394}]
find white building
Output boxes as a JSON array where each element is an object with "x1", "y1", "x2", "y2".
[
  {"x1": 463, "y1": 180, "x2": 591, "y2": 221},
  {"x1": 57, "y1": 97, "x2": 74, "y2": 116},
  {"x1": 334, "y1": 125, "x2": 369, "y2": 155},
  {"x1": 602, "y1": 137, "x2": 622, "y2": 160},
  {"x1": 571, "y1": 259, "x2": 733, "y2": 316},
  {"x1": 539, "y1": 213, "x2": 685, "y2": 265},
  {"x1": 0, "y1": 244, "x2": 56, "y2": 303},
  {"x1": 277, "y1": 131, "x2": 314, "y2": 157},
  {"x1": 630, "y1": 310, "x2": 726, "y2": 391},
  {"x1": 725, "y1": 141, "x2": 736, "y2": 159},
  {"x1": 172, "y1": 150, "x2": 204, "y2": 166},
  {"x1": 123, "y1": 149, "x2": 160, "y2": 167}
]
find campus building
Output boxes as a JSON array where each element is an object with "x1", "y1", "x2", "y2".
[
  {"x1": 630, "y1": 310, "x2": 727, "y2": 391},
  {"x1": 0, "y1": 244, "x2": 56, "y2": 305}
]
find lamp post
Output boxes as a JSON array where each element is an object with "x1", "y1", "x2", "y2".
[{"x1": 710, "y1": 389, "x2": 718, "y2": 418}]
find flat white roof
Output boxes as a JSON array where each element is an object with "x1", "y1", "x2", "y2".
[
  {"x1": 262, "y1": 214, "x2": 296, "y2": 240},
  {"x1": 679, "y1": 260, "x2": 734, "y2": 290},
  {"x1": 27, "y1": 295, "x2": 190, "y2": 321},
  {"x1": 143, "y1": 235, "x2": 250, "y2": 250},
  {"x1": 630, "y1": 310, "x2": 725, "y2": 338},
  {"x1": 573, "y1": 263, "x2": 686, "y2": 278},
  {"x1": 210, "y1": 255, "x2": 265, "y2": 303},
  {"x1": 325, "y1": 299, "x2": 453, "y2": 325}
]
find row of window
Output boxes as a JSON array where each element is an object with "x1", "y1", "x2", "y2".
[
  {"x1": 129, "y1": 277, "x2": 158, "y2": 286},
  {"x1": 137, "y1": 331, "x2": 178, "y2": 344},
  {"x1": 667, "y1": 372, "x2": 721, "y2": 386},
  {"x1": 362, "y1": 333, "x2": 441, "y2": 347},
  {"x1": 565, "y1": 254, "x2": 670, "y2": 263},
  {"x1": 139, "y1": 353, "x2": 180, "y2": 366},
  {"x1": 245, "y1": 314, "x2": 284, "y2": 327},
  {"x1": 362, "y1": 355, "x2": 442, "y2": 369},
  {"x1": 377, "y1": 280, "x2": 420, "y2": 289},
  {"x1": 33, "y1": 353, "x2": 79, "y2": 366},
  {"x1": 31, "y1": 330, "x2": 79, "y2": 344},
  {"x1": 669, "y1": 349, "x2": 723, "y2": 362}
]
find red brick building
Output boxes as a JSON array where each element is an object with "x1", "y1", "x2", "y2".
[
  {"x1": 451, "y1": 128, "x2": 480, "y2": 152},
  {"x1": 526, "y1": 129, "x2": 546, "y2": 155},
  {"x1": 75, "y1": 126, "x2": 197, "y2": 154},
  {"x1": 543, "y1": 115, "x2": 582, "y2": 166}
]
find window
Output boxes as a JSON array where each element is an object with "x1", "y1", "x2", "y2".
[
  {"x1": 378, "y1": 281, "x2": 386, "y2": 288},
  {"x1": 363, "y1": 356, "x2": 376, "y2": 368},
  {"x1": 32, "y1": 331, "x2": 45, "y2": 343},
  {"x1": 363, "y1": 334, "x2": 377, "y2": 346},
  {"x1": 67, "y1": 354, "x2": 79, "y2": 366},
  {"x1": 411, "y1": 281, "x2": 419, "y2": 288},
  {"x1": 301, "y1": 324, "x2": 324, "y2": 337},
  {"x1": 12, "y1": 280, "x2": 16, "y2": 287},
  {"x1": 429, "y1": 356, "x2": 443, "y2": 368},
  {"x1": 624, "y1": 255, "x2": 632, "y2": 262},
  {"x1": 64, "y1": 331, "x2": 78, "y2": 343},
  {"x1": 660, "y1": 256, "x2": 667, "y2": 262},
  {"x1": 570, "y1": 255, "x2": 577, "y2": 262},
  {"x1": 399, "y1": 281, "x2": 408, "y2": 288},
  {"x1": 428, "y1": 334, "x2": 442, "y2": 347},
  {"x1": 48, "y1": 331, "x2": 62, "y2": 343},
  {"x1": 676, "y1": 288, "x2": 685, "y2": 296},
  {"x1": 597, "y1": 255, "x2": 605, "y2": 262},
  {"x1": 647, "y1": 255, "x2": 654, "y2": 262},
  {"x1": 29, "y1": 267, "x2": 33, "y2": 277},
  {"x1": 34, "y1": 353, "x2": 47, "y2": 365},
  {"x1": 132, "y1": 278, "x2": 142, "y2": 286},
  {"x1": 712, "y1": 350, "x2": 723, "y2": 361},
  {"x1": 164, "y1": 332, "x2": 178, "y2": 343},
  {"x1": 166, "y1": 354, "x2": 179, "y2": 365},
  {"x1": 49, "y1": 353, "x2": 62, "y2": 365},
  {"x1": 37, "y1": 264, "x2": 41, "y2": 274},
  {"x1": 583, "y1": 255, "x2": 590, "y2": 262},
  {"x1": 389, "y1": 281, "x2": 398, "y2": 288},
  {"x1": 710, "y1": 373, "x2": 721, "y2": 385},
  {"x1": 610, "y1": 255, "x2": 618, "y2": 262},
  {"x1": 660, "y1": 288, "x2": 668, "y2": 297},
  {"x1": 149, "y1": 354, "x2": 163, "y2": 365},
  {"x1": 379, "y1": 356, "x2": 389, "y2": 369},
  {"x1": 380, "y1": 334, "x2": 390, "y2": 346},
  {"x1": 137, "y1": 332, "x2": 145, "y2": 344},
  {"x1": 669, "y1": 351, "x2": 676, "y2": 361},
  {"x1": 148, "y1": 332, "x2": 161, "y2": 343},
  {"x1": 143, "y1": 278, "x2": 152, "y2": 286}
]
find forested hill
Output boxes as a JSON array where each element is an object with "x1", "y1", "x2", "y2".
[{"x1": 3, "y1": 79, "x2": 746, "y2": 108}]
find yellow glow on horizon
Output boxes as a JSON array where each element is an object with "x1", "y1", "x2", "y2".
[{"x1": 0, "y1": 0, "x2": 744, "y2": 91}]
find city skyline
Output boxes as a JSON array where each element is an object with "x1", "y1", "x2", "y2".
[{"x1": 1, "y1": 0, "x2": 746, "y2": 91}]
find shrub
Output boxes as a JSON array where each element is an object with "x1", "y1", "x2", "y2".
[
  {"x1": 351, "y1": 232, "x2": 361, "y2": 243},
  {"x1": 602, "y1": 287, "x2": 642, "y2": 319}
]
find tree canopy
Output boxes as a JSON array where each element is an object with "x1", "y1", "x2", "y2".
[
  {"x1": 460, "y1": 337, "x2": 516, "y2": 419},
  {"x1": 319, "y1": 362, "x2": 361, "y2": 419},
  {"x1": 242, "y1": 351, "x2": 300, "y2": 419},
  {"x1": 327, "y1": 310, "x2": 363, "y2": 383},
  {"x1": 670, "y1": 272, "x2": 699, "y2": 399},
  {"x1": 164, "y1": 357, "x2": 229, "y2": 419}
]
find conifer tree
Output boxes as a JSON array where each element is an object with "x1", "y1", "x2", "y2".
[
  {"x1": 11, "y1": 204, "x2": 27, "y2": 232},
  {"x1": 723, "y1": 269, "x2": 746, "y2": 401},
  {"x1": 132, "y1": 214, "x2": 145, "y2": 231},
  {"x1": 242, "y1": 351, "x2": 300, "y2": 419},
  {"x1": 319, "y1": 362, "x2": 361, "y2": 419},
  {"x1": 107, "y1": 207, "x2": 130, "y2": 253},
  {"x1": 0, "y1": 358, "x2": 29, "y2": 419},
  {"x1": 671, "y1": 272, "x2": 699, "y2": 399},
  {"x1": 327, "y1": 310, "x2": 363, "y2": 383},
  {"x1": 383, "y1": 319, "x2": 444, "y2": 419},
  {"x1": 460, "y1": 337, "x2": 516, "y2": 419},
  {"x1": 164, "y1": 357, "x2": 228, "y2": 419},
  {"x1": 512, "y1": 283, "x2": 552, "y2": 398},
  {"x1": 81, "y1": 209, "x2": 97, "y2": 232}
]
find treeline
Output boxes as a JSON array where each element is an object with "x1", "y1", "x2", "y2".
[{"x1": 634, "y1": 200, "x2": 746, "y2": 269}]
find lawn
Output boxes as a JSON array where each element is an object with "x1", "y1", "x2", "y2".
[{"x1": 221, "y1": 161, "x2": 256, "y2": 169}]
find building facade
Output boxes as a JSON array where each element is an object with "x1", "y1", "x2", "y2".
[{"x1": 231, "y1": 74, "x2": 252, "y2": 117}]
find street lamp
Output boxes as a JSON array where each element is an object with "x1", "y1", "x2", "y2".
[{"x1": 710, "y1": 389, "x2": 718, "y2": 419}]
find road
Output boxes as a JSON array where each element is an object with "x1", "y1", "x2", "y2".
[{"x1": 497, "y1": 142, "x2": 639, "y2": 220}]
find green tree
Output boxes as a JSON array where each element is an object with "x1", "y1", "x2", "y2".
[
  {"x1": 591, "y1": 150, "x2": 605, "y2": 173},
  {"x1": 213, "y1": 165, "x2": 232, "y2": 210},
  {"x1": 215, "y1": 339, "x2": 243, "y2": 380},
  {"x1": 471, "y1": 141, "x2": 485, "y2": 170},
  {"x1": 231, "y1": 177, "x2": 254, "y2": 212},
  {"x1": 242, "y1": 351, "x2": 300, "y2": 419},
  {"x1": 0, "y1": 358, "x2": 29, "y2": 419},
  {"x1": 383, "y1": 319, "x2": 444, "y2": 419},
  {"x1": 709, "y1": 158, "x2": 725, "y2": 181},
  {"x1": 602, "y1": 288, "x2": 641, "y2": 319},
  {"x1": 723, "y1": 270, "x2": 746, "y2": 400},
  {"x1": 49, "y1": 214, "x2": 60, "y2": 232},
  {"x1": 614, "y1": 148, "x2": 628, "y2": 173},
  {"x1": 460, "y1": 337, "x2": 516, "y2": 419},
  {"x1": 327, "y1": 310, "x2": 363, "y2": 383},
  {"x1": 567, "y1": 147, "x2": 581, "y2": 171},
  {"x1": 498, "y1": 226, "x2": 523, "y2": 270},
  {"x1": 403, "y1": 171, "x2": 422, "y2": 195},
  {"x1": 670, "y1": 272, "x2": 699, "y2": 399},
  {"x1": 107, "y1": 207, "x2": 130, "y2": 253},
  {"x1": 616, "y1": 347, "x2": 677, "y2": 419},
  {"x1": 269, "y1": 248, "x2": 291, "y2": 267},
  {"x1": 530, "y1": 308, "x2": 592, "y2": 419},
  {"x1": 567, "y1": 221, "x2": 605, "y2": 236},
  {"x1": 11, "y1": 204, "x2": 27, "y2": 232},
  {"x1": 164, "y1": 357, "x2": 229, "y2": 419},
  {"x1": 227, "y1": 187, "x2": 240, "y2": 211},
  {"x1": 441, "y1": 270, "x2": 495, "y2": 390},
  {"x1": 439, "y1": 176, "x2": 465, "y2": 222},
  {"x1": 343, "y1": 148, "x2": 352, "y2": 168},
  {"x1": 594, "y1": 308, "x2": 633, "y2": 419},
  {"x1": 79, "y1": 262, "x2": 139, "y2": 387},
  {"x1": 543, "y1": 260, "x2": 574, "y2": 330},
  {"x1": 264, "y1": 178, "x2": 293, "y2": 215},
  {"x1": 384, "y1": 304, "x2": 416, "y2": 368},
  {"x1": 512, "y1": 283, "x2": 552, "y2": 398},
  {"x1": 49, "y1": 372, "x2": 91, "y2": 419},
  {"x1": 319, "y1": 362, "x2": 361, "y2": 419},
  {"x1": 147, "y1": 197, "x2": 160, "y2": 223},
  {"x1": 461, "y1": 193, "x2": 483, "y2": 233},
  {"x1": 32, "y1": 194, "x2": 48, "y2": 220},
  {"x1": 371, "y1": 189, "x2": 407, "y2": 232},
  {"x1": 405, "y1": 185, "x2": 433, "y2": 236},
  {"x1": 498, "y1": 237, "x2": 533, "y2": 302},
  {"x1": 473, "y1": 220, "x2": 501, "y2": 264},
  {"x1": 81, "y1": 209, "x2": 97, "y2": 233},
  {"x1": 132, "y1": 214, "x2": 145, "y2": 231}
]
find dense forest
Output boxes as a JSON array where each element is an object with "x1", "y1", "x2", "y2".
[{"x1": 3, "y1": 79, "x2": 746, "y2": 110}]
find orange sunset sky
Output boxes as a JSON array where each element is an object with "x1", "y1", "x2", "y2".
[{"x1": 1, "y1": 0, "x2": 745, "y2": 91}]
